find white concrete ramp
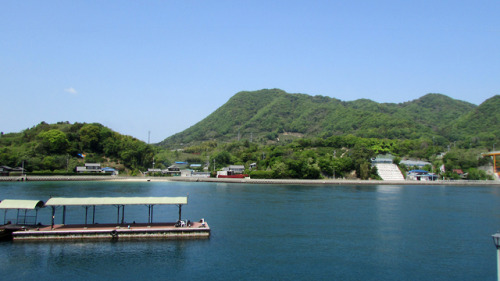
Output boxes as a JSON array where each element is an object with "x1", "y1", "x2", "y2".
[{"x1": 375, "y1": 163, "x2": 405, "y2": 181}]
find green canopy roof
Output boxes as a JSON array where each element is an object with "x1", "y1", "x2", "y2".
[
  {"x1": 0, "y1": 199, "x2": 44, "y2": 209},
  {"x1": 44, "y1": 197, "x2": 188, "y2": 206}
]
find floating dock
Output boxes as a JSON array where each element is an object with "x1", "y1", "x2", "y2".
[
  {"x1": 12, "y1": 221, "x2": 210, "y2": 241},
  {"x1": 1, "y1": 196, "x2": 210, "y2": 241}
]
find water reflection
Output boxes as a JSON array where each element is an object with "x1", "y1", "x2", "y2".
[
  {"x1": 0, "y1": 240, "x2": 195, "y2": 280},
  {"x1": 376, "y1": 185, "x2": 403, "y2": 194}
]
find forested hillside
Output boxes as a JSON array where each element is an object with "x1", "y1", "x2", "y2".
[
  {"x1": 159, "y1": 89, "x2": 480, "y2": 148},
  {"x1": 446, "y1": 95, "x2": 500, "y2": 142},
  {"x1": 1, "y1": 90, "x2": 497, "y2": 180},
  {"x1": 0, "y1": 122, "x2": 155, "y2": 174}
]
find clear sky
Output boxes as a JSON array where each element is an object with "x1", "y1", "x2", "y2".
[{"x1": 1, "y1": 1, "x2": 498, "y2": 143}]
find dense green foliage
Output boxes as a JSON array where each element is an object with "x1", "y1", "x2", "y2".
[
  {"x1": 159, "y1": 89, "x2": 490, "y2": 147},
  {"x1": 0, "y1": 120, "x2": 495, "y2": 180},
  {"x1": 446, "y1": 95, "x2": 500, "y2": 142},
  {"x1": 181, "y1": 135, "x2": 491, "y2": 180},
  {"x1": 0, "y1": 122, "x2": 155, "y2": 174},
  {"x1": 1, "y1": 89, "x2": 497, "y2": 180},
  {"x1": 154, "y1": 89, "x2": 497, "y2": 180}
]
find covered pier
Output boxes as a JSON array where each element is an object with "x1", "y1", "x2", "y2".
[
  {"x1": 0, "y1": 199, "x2": 44, "y2": 225},
  {"x1": 9, "y1": 196, "x2": 209, "y2": 241},
  {"x1": 0, "y1": 199, "x2": 44, "y2": 240},
  {"x1": 44, "y1": 196, "x2": 188, "y2": 228}
]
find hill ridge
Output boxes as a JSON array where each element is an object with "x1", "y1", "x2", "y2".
[{"x1": 158, "y1": 89, "x2": 494, "y2": 147}]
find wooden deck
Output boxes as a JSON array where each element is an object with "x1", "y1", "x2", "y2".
[{"x1": 11, "y1": 221, "x2": 210, "y2": 241}]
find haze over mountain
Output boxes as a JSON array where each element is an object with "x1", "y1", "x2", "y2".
[{"x1": 158, "y1": 89, "x2": 499, "y2": 148}]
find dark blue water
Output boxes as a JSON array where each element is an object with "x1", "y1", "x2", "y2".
[{"x1": 1, "y1": 181, "x2": 500, "y2": 280}]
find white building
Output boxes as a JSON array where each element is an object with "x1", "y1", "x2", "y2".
[{"x1": 76, "y1": 163, "x2": 101, "y2": 173}]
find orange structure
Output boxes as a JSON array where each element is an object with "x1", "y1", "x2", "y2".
[{"x1": 482, "y1": 151, "x2": 500, "y2": 177}]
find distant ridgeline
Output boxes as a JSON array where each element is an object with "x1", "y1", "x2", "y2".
[{"x1": 158, "y1": 89, "x2": 500, "y2": 147}]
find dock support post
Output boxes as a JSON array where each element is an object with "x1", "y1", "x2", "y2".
[
  {"x1": 148, "y1": 205, "x2": 151, "y2": 224},
  {"x1": 116, "y1": 205, "x2": 120, "y2": 224},
  {"x1": 51, "y1": 206, "x2": 55, "y2": 230},
  {"x1": 62, "y1": 206, "x2": 66, "y2": 225},
  {"x1": 121, "y1": 205, "x2": 125, "y2": 225},
  {"x1": 178, "y1": 204, "x2": 182, "y2": 221},
  {"x1": 151, "y1": 205, "x2": 154, "y2": 223},
  {"x1": 85, "y1": 206, "x2": 89, "y2": 225},
  {"x1": 92, "y1": 205, "x2": 95, "y2": 224}
]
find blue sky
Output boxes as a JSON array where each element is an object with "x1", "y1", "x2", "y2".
[{"x1": 1, "y1": 1, "x2": 498, "y2": 143}]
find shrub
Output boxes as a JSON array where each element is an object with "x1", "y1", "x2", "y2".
[{"x1": 249, "y1": 170, "x2": 275, "y2": 179}]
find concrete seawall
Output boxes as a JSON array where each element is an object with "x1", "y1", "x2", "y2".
[
  {"x1": 0, "y1": 176, "x2": 118, "y2": 182},
  {"x1": 0, "y1": 175, "x2": 498, "y2": 185},
  {"x1": 167, "y1": 177, "x2": 500, "y2": 186}
]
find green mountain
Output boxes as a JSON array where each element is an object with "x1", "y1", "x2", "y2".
[
  {"x1": 159, "y1": 89, "x2": 481, "y2": 147},
  {"x1": 446, "y1": 95, "x2": 500, "y2": 142}
]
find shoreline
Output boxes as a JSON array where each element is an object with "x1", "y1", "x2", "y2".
[
  {"x1": 166, "y1": 177, "x2": 500, "y2": 186},
  {"x1": 1, "y1": 175, "x2": 498, "y2": 186}
]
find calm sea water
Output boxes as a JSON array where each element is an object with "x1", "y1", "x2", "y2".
[{"x1": 1, "y1": 181, "x2": 500, "y2": 281}]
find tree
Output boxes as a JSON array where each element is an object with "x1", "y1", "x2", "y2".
[
  {"x1": 79, "y1": 124, "x2": 101, "y2": 151},
  {"x1": 350, "y1": 143, "x2": 375, "y2": 178},
  {"x1": 41, "y1": 156, "x2": 59, "y2": 171},
  {"x1": 467, "y1": 168, "x2": 490, "y2": 180},
  {"x1": 38, "y1": 129, "x2": 69, "y2": 154},
  {"x1": 332, "y1": 157, "x2": 354, "y2": 178},
  {"x1": 272, "y1": 161, "x2": 289, "y2": 178},
  {"x1": 359, "y1": 162, "x2": 371, "y2": 180},
  {"x1": 211, "y1": 151, "x2": 231, "y2": 169}
]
